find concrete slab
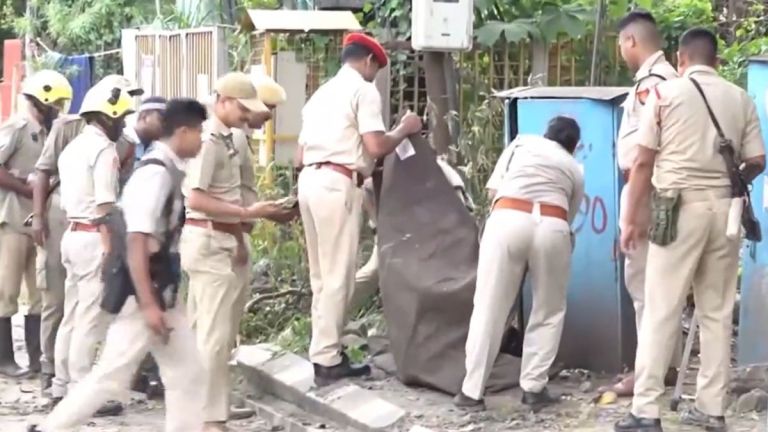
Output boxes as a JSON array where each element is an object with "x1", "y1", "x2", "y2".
[
  {"x1": 236, "y1": 344, "x2": 406, "y2": 431},
  {"x1": 247, "y1": 396, "x2": 347, "y2": 432}
]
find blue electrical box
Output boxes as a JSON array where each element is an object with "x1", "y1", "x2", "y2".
[
  {"x1": 738, "y1": 58, "x2": 768, "y2": 365},
  {"x1": 496, "y1": 86, "x2": 634, "y2": 373}
]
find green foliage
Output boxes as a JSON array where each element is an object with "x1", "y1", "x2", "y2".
[
  {"x1": 158, "y1": 0, "x2": 221, "y2": 29},
  {"x1": 717, "y1": 1, "x2": 768, "y2": 86},
  {"x1": 453, "y1": 94, "x2": 505, "y2": 217},
  {"x1": 649, "y1": 0, "x2": 715, "y2": 52},
  {"x1": 474, "y1": 0, "x2": 593, "y2": 47},
  {"x1": 242, "y1": 0, "x2": 281, "y2": 8},
  {"x1": 239, "y1": 165, "x2": 311, "y2": 347},
  {"x1": 18, "y1": 0, "x2": 140, "y2": 53}
]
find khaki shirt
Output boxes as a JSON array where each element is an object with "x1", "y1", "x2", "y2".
[
  {"x1": 58, "y1": 125, "x2": 120, "y2": 222},
  {"x1": 617, "y1": 51, "x2": 679, "y2": 170},
  {"x1": 183, "y1": 115, "x2": 242, "y2": 224},
  {"x1": 298, "y1": 65, "x2": 386, "y2": 177},
  {"x1": 233, "y1": 128, "x2": 259, "y2": 222},
  {"x1": 490, "y1": 134, "x2": 584, "y2": 223},
  {"x1": 637, "y1": 65, "x2": 766, "y2": 191},
  {"x1": 36, "y1": 114, "x2": 135, "y2": 185},
  {"x1": 0, "y1": 114, "x2": 46, "y2": 232}
]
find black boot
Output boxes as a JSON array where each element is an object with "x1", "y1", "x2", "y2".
[
  {"x1": 313, "y1": 353, "x2": 371, "y2": 387},
  {"x1": 521, "y1": 387, "x2": 561, "y2": 411},
  {"x1": 679, "y1": 406, "x2": 726, "y2": 432},
  {"x1": 0, "y1": 317, "x2": 28, "y2": 378},
  {"x1": 94, "y1": 400, "x2": 124, "y2": 417},
  {"x1": 24, "y1": 315, "x2": 41, "y2": 374},
  {"x1": 614, "y1": 413, "x2": 663, "y2": 432},
  {"x1": 40, "y1": 372, "x2": 54, "y2": 395},
  {"x1": 452, "y1": 392, "x2": 486, "y2": 412}
]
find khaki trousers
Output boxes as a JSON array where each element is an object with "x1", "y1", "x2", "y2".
[
  {"x1": 462, "y1": 207, "x2": 571, "y2": 399},
  {"x1": 0, "y1": 225, "x2": 40, "y2": 317},
  {"x1": 42, "y1": 297, "x2": 205, "y2": 432},
  {"x1": 632, "y1": 190, "x2": 739, "y2": 418},
  {"x1": 620, "y1": 186, "x2": 683, "y2": 366},
  {"x1": 52, "y1": 229, "x2": 108, "y2": 398},
  {"x1": 348, "y1": 238, "x2": 379, "y2": 316},
  {"x1": 39, "y1": 194, "x2": 68, "y2": 375},
  {"x1": 181, "y1": 225, "x2": 238, "y2": 423},
  {"x1": 298, "y1": 168, "x2": 362, "y2": 367},
  {"x1": 231, "y1": 234, "x2": 251, "y2": 349}
]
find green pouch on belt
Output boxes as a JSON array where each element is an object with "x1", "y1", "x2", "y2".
[{"x1": 648, "y1": 189, "x2": 680, "y2": 246}]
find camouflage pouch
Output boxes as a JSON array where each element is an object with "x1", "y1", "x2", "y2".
[{"x1": 648, "y1": 189, "x2": 680, "y2": 246}]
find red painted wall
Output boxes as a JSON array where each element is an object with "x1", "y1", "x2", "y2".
[{"x1": 1, "y1": 40, "x2": 23, "y2": 121}]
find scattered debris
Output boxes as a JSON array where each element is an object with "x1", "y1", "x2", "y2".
[{"x1": 735, "y1": 388, "x2": 768, "y2": 413}]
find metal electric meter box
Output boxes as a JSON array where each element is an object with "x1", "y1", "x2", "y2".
[
  {"x1": 412, "y1": 0, "x2": 474, "y2": 52},
  {"x1": 737, "y1": 57, "x2": 768, "y2": 365},
  {"x1": 496, "y1": 86, "x2": 635, "y2": 373}
]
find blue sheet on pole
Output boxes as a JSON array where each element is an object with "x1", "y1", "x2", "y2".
[{"x1": 54, "y1": 54, "x2": 93, "y2": 114}]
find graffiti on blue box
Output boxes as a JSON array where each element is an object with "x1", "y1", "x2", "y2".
[{"x1": 573, "y1": 193, "x2": 607, "y2": 235}]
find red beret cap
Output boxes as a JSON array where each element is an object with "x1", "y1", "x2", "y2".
[{"x1": 343, "y1": 32, "x2": 388, "y2": 67}]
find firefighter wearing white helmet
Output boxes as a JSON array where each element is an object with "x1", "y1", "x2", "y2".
[
  {"x1": 0, "y1": 70, "x2": 71, "y2": 378},
  {"x1": 32, "y1": 76, "x2": 141, "y2": 398},
  {"x1": 45, "y1": 84, "x2": 134, "y2": 415}
]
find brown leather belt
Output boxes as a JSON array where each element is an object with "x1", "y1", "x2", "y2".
[
  {"x1": 185, "y1": 218, "x2": 242, "y2": 237},
  {"x1": 493, "y1": 197, "x2": 568, "y2": 221},
  {"x1": 310, "y1": 162, "x2": 364, "y2": 187},
  {"x1": 622, "y1": 169, "x2": 631, "y2": 183},
  {"x1": 69, "y1": 222, "x2": 100, "y2": 232}
]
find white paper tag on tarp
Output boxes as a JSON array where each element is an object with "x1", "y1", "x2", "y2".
[{"x1": 396, "y1": 138, "x2": 416, "y2": 160}]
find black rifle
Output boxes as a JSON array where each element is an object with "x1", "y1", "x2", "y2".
[{"x1": 689, "y1": 77, "x2": 762, "y2": 242}]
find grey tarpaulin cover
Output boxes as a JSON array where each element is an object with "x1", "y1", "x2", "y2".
[{"x1": 373, "y1": 134, "x2": 521, "y2": 395}]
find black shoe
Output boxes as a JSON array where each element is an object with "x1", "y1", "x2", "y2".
[
  {"x1": 24, "y1": 315, "x2": 41, "y2": 374},
  {"x1": 313, "y1": 353, "x2": 371, "y2": 386},
  {"x1": 45, "y1": 396, "x2": 62, "y2": 411},
  {"x1": 680, "y1": 406, "x2": 726, "y2": 432},
  {"x1": 452, "y1": 392, "x2": 485, "y2": 412},
  {"x1": 614, "y1": 413, "x2": 663, "y2": 432},
  {"x1": 40, "y1": 373, "x2": 54, "y2": 396},
  {"x1": 0, "y1": 317, "x2": 28, "y2": 378},
  {"x1": 521, "y1": 387, "x2": 561, "y2": 411},
  {"x1": 26, "y1": 425, "x2": 42, "y2": 432},
  {"x1": 94, "y1": 400, "x2": 124, "y2": 417},
  {"x1": 145, "y1": 379, "x2": 164, "y2": 400}
]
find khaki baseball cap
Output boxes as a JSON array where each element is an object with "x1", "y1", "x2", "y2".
[{"x1": 214, "y1": 72, "x2": 269, "y2": 114}]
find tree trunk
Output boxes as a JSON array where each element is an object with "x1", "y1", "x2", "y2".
[{"x1": 423, "y1": 51, "x2": 459, "y2": 155}]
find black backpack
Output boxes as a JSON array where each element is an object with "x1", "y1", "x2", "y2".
[{"x1": 99, "y1": 158, "x2": 185, "y2": 314}]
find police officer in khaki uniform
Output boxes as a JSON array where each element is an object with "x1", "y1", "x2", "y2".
[
  {"x1": 615, "y1": 28, "x2": 766, "y2": 432},
  {"x1": 32, "y1": 75, "x2": 142, "y2": 393},
  {"x1": 296, "y1": 32, "x2": 422, "y2": 385},
  {"x1": 52, "y1": 84, "x2": 135, "y2": 416},
  {"x1": 609, "y1": 10, "x2": 681, "y2": 397},
  {"x1": 230, "y1": 74, "x2": 289, "y2": 352},
  {"x1": 454, "y1": 118, "x2": 584, "y2": 411},
  {"x1": 0, "y1": 70, "x2": 72, "y2": 378},
  {"x1": 181, "y1": 72, "x2": 294, "y2": 432},
  {"x1": 31, "y1": 99, "x2": 210, "y2": 432}
]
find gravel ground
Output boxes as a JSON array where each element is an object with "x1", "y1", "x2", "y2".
[
  {"x1": 0, "y1": 315, "x2": 271, "y2": 432},
  {"x1": 3, "y1": 312, "x2": 767, "y2": 432}
]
